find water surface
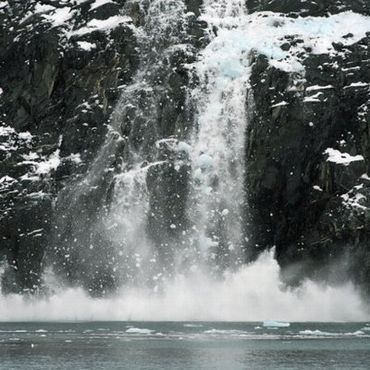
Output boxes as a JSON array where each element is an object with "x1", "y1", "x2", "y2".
[{"x1": 0, "y1": 322, "x2": 369, "y2": 369}]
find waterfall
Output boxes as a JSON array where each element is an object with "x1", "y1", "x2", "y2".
[
  {"x1": 50, "y1": 0, "x2": 254, "y2": 292},
  {"x1": 187, "y1": 0, "x2": 251, "y2": 271}
]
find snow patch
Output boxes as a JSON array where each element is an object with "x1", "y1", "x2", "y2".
[
  {"x1": 303, "y1": 92, "x2": 323, "y2": 103},
  {"x1": 35, "y1": 150, "x2": 61, "y2": 175},
  {"x1": 325, "y1": 148, "x2": 364, "y2": 166},
  {"x1": 271, "y1": 101, "x2": 289, "y2": 108},
  {"x1": 306, "y1": 85, "x2": 333, "y2": 91},
  {"x1": 90, "y1": 0, "x2": 114, "y2": 11},
  {"x1": 42, "y1": 7, "x2": 75, "y2": 28},
  {"x1": 72, "y1": 15, "x2": 131, "y2": 36},
  {"x1": 76, "y1": 41, "x2": 96, "y2": 51},
  {"x1": 65, "y1": 153, "x2": 82, "y2": 164}
]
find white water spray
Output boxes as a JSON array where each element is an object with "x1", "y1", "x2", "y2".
[{"x1": 0, "y1": 252, "x2": 367, "y2": 322}]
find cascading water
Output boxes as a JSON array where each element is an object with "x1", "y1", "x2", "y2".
[
  {"x1": 52, "y1": 0, "x2": 253, "y2": 290},
  {"x1": 107, "y1": 0, "x2": 254, "y2": 281},
  {"x1": 187, "y1": 0, "x2": 251, "y2": 271},
  {"x1": 1, "y1": 0, "x2": 369, "y2": 321},
  {"x1": 51, "y1": 0, "x2": 199, "y2": 292}
]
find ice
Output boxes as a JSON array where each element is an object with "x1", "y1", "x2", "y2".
[
  {"x1": 299, "y1": 330, "x2": 366, "y2": 337},
  {"x1": 203, "y1": 329, "x2": 247, "y2": 335},
  {"x1": 196, "y1": 154, "x2": 214, "y2": 171},
  {"x1": 177, "y1": 141, "x2": 192, "y2": 154},
  {"x1": 126, "y1": 328, "x2": 154, "y2": 334},
  {"x1": 183, "y1": 323, "x2": 203, "y2": 328},
  {"x1": 198, "y1": 10, "x2": 370, "y2": 73},
  {"x1": 263, "y1": 320, "x2": 290, "y2": 328}
]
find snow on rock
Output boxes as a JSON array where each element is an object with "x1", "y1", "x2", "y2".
[
  {"x1": 199, "y1": 11, "x2": 370, "y2": 74},
  {"x1": 35, "y1": 150, "x2": 61, "y2": 175},
  {"x1": 324, "y1": 148, "x2": 364, "y2": 166},
  {"x1": 20, "y1": 149, "x2": 61, "y2": 181},
  {"x1": 0, "y1": 126, "x2": 33, "y2": 152},
  {"x1": 0, "y1": 176, "x2": 17, "y2": 191},
  {"x1": 76, "y1": 41, "x2": 97, "y2": 51},
  {"x1": 341, "y1": 185, "x2": 368, "y2": 210},
  {"x1": 303, "y1": 92, "x2": 324, "y2": 103},
  {"x1": 41, "y1": 7, "x2": 76, "y2": 29},
  {"x1": 90, "y1": 0, "x2": 114, "y2": 11},
  {"x1": 306, "y1": 85, "x2": 334, "y2": 91},
  {"x1": 65, "y1": 153, "x2": 82, "y2": 164},
  {"x1": 271, "y1": 101, "x2": 289, "y2": 108},
  {"x1": 344, "y1": 82, "x2": 370, "y2": 89},
  {"x1": 72, "y1": 15, "x2": 131, "y2": 36},
  {"x1": 0, "y1": 126, "x2": 15, "y2": 136}
]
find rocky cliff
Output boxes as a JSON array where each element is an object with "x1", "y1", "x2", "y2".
[
  {"x1": 0, "y1": 0, "x2": 369, "y2": 296},
  {"x1": 244, "y1": 0, "x2": 370, "y2": 294}
]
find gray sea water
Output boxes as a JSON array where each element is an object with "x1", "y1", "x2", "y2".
[{"x1": 0, "y1": 322, "x2": 369, "y2": 369}]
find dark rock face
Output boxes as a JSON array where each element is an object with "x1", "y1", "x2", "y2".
[
  {"x1": 0, "y1": 0, "x2": 139, "y2": 293},
  {"x1": 25, "y1": 0, "x2": 206, "y2": 295},
  {"x1": 245, "y1": 19, "x2": 370, "y2": 292},
  {"x1": 246, "y1": 0, "x2": 370, "y2": 16}
]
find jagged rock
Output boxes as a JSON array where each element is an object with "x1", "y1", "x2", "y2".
[
  {"x1": 0, "y1": 0, "x2": 139, "y2": 293},
  {"x1": 246, "y1": 0, "x2": 370, "y2": 16},
  {"x1": 245, "y1": 29, "x2": 370, "y2": 291}
]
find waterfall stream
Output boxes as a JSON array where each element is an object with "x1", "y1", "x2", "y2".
[{"x1": 51, "y1": 0, "x2": 254, "y2": 291}]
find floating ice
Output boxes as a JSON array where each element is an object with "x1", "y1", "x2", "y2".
[
  {"x1": 126, "y1": 328, "x2": 154, "y2": 334},
  {"x1": 263, "y1": 320, "x2": 290, "y2": 328}
]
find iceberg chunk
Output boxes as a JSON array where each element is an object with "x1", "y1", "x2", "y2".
[{"x1": 263, "y1": 320, "x2": 290, "y2": 328}]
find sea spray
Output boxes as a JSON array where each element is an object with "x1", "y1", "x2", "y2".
[{"x1": 0, "y1": 252, "x2": 367, "y2": 322}]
